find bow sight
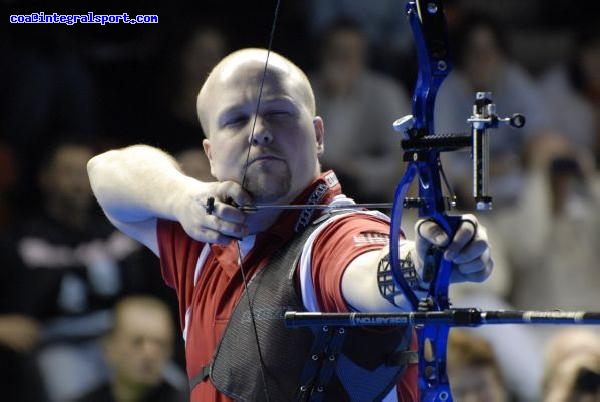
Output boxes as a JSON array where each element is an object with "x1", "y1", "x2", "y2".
[{"x1": 394, "y1": 90, "x2": 526, "y2": 212}]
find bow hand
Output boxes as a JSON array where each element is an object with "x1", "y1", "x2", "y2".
[{"x1": 414, "y1": 214, "x2": 493, "y2": 285}]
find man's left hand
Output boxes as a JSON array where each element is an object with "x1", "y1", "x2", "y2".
[{"x1": 414, "y1": 214, "x2": 493, "y2": 283}]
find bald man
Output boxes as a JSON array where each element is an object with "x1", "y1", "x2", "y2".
[{"x1": 88, "y1": 48, "x2": 493, "y2": 402}]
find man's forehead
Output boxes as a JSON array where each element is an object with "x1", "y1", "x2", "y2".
[
  {"x1": 198, "y1": 49, "x2": 315, "y2": 131},
  {"x1": 210, "y1": 60, "x2": 300, "y2": 110},
  {"x1": 217, "y1": 51, "x2": 292, "y2": 81}
]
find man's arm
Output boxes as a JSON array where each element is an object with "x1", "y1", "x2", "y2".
[
  {"x1": 87, "y1": 145, "x2": 250, "y2": 255},
  {"x1": 342, "y1": 216, "x2": 493, "y2": 312}
]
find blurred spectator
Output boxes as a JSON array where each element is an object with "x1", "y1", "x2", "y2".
[
  {"x1": 11, "y1": 140, "x2": 166, "y2": 401},
  {"x1": 0, "y1": 315, "x2": 46, "y2": 402},
  {"x1": 0, "y1": 239, "x2": 47, "y2": 402},
  {"x1": 176, "y1": 148, "x2": 215, "y2": 182},
  {"x1": 501, "y1": 133, "x2": 600, "y2": 313},
  {"x1": 544, "y1": 328, "x2": 600, "y2": 377},
  {"x1": 539, "y1": 27, "x2": 600, "y2": 160},
  {"x1": 435, "y1": 13, "x2": 549, "y2": 207},
  {"x1": 310, "y1": 18, "x2": 411, "y2": 202},
  {"x1": 74, "y1": 296, "x2": 188, "y2": 402},
  {"x1": 542, "y1": 328, "x2": 600, "y2": 402},
  {"x1": 151, "y1": 25, "x2": 228, "y2": 154},
  {"x1": 307, "y1": 0, "x2": 412, "y2": 75},
  {"x1": 544, "y1": 355, "x2": 600, "y2": 402},
  {"x1": 447, "y1": 330, "x2": 510, "y2": 402},
  {"x1": 1, "y1": 24, "x2": 99, "y2": 216}
]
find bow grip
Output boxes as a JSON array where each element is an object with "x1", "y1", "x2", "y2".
[{"x1": 420, "y1": 213, "x2": 463, "y2": 311}]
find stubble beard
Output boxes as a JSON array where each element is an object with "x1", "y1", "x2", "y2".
[{"x1": 244, "y1": 160, "x2": 292, "y2": 203}]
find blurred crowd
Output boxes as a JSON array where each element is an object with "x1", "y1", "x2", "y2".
[{"x1": 1, "y1": 0, "x2": 599, "y2": 401}]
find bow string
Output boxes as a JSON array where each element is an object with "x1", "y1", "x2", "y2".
[{"x1": 236, "y1": 1, "x2": 282, "y2": 401}]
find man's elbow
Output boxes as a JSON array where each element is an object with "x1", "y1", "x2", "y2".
[
  {"x1": 87, "y1": 150, "x2": 123, "y2": 213},
  {"x1": 87, "y1": 150, "x2": 119, "y2": 191}
]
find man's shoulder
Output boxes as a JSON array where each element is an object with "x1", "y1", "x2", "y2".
[
  {"x1": 312, "y1": 210, "x2": 390, "y2": 245},
  {"x1": 320, "y1": 209, "x2": 390, "y2": 225}
]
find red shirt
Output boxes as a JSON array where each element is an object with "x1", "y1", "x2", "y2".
[{"x1": 157, "y1": 171, "x2": 418, "y2": 402}]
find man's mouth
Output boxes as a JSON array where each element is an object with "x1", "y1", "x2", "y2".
[{"x1": 248, "y1": 154, "x2": 285, "y2": 165}]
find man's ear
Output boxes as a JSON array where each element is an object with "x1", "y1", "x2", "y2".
[
  {"x1": 313, "y1": 116, "x2": 325, "y2": 155},
  {"x1": 202, "y1": 139, "x2": 217, "y2": 177}
]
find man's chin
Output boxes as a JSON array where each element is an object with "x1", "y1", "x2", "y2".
[
  {"x1": 244, "y1": 166, "x2": 292, "y2": 204},
  {"x1": 248, "y1": 180, "x2": 291, "y2": 204}
]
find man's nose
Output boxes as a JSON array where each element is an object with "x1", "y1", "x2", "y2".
[
  {"x1": 248, "y1": 121, "x2": 273, "y2": 146},
  {"x1": 249, "y1": 128, "x2": 273, "y2": 145}
]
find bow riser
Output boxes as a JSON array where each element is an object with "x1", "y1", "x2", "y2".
[{"x1": 393, "y1": 1, "x2": 458, "y2": 400}]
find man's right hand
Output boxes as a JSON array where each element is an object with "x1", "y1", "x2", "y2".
[{"x1": 174, "y1": 180, "x2": 252, "y2": 244}]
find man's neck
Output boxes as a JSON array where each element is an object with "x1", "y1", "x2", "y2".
[
  {"x1": 245, "y1": 173, "x2": 322, "y2": 234},
  {"x1": 246, "y1": 208, "x2": 283, "y2": 234}
]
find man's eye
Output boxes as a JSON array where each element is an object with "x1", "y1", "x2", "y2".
[
  {"x1": 226, "y1": 115, "x2": 248, "y2": 126},
  {"x1": 265, "y1": 110, "x2": 291, "y2": 119}
]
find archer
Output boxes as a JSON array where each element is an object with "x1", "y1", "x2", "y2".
[{"x1": 87, "y1": 48, "x2": 492, "y2": 401}]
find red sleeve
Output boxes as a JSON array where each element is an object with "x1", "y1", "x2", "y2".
[
  {"x1": 156, "y1": 219, "x2": 203, "y2": 305},
  {"x1": 310, "y1": 213, "x2": 390, "y2": 312},
  {"x1": 156, "y1": 219, "x2": 180, "y2": 289}
]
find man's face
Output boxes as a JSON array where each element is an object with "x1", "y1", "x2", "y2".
[
  {"x1": 202, "y1": 62, "x2": 323, "y2": 204},
  {"x1": 106, "y1": 307, "x2": 173, "y2": 387}
]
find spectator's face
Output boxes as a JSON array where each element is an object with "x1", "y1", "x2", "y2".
[
  {"x1": 580, "y1": 40, "x2": 600, "y2": 95},
  {"x1": 322, "y1": 29, "x2": 367, "y2": 91},
  {"x1": 43, "y1": 145, "x2": 94, "y2": 212},
  {"x1": 182, "y1": 29, "x2": 226, "y2": 86},
  {"x1": 106, "y1": 306, "x2": 173, "y2": 387},
  {"x1": 450, "y1": 365, "x2": 506, "y2": 402},
  {"x1": 464, "y1": 26, "x2": 504, "y2": 89},
  {"x1": 202, "y1": 60, "x2": 323, "y2": 203}
]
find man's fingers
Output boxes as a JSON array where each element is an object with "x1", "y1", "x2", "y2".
[
  {"x1": 416, "y1": 219, "x2": 449, "y2": 247},
  {"x1": 212, "y1": 201, "x2": 247, "y2": 224},
  {"x1": 215, "y1": 181, "x2": 253, "y2": 208},
  {"x1": 413, "y1": 215, "x2": 493, "y2": 285},
  {"x1": 198, "y1": 227, "x2": 237, "y2": 245},
  {"x1": 452, "y1": 253, "x2": 493, "y2": 283},
  {"x1": 444, "y1": 216, "x2": 478, "y2": 261},
  {"x1": 203, "y1": 215, "x2": 248, "y2": 239},
  {"x1": 450, "y1": 240, "x2": 488, "y2": 264}
]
